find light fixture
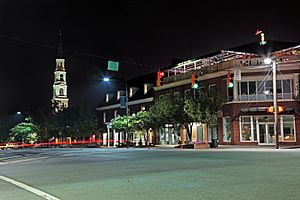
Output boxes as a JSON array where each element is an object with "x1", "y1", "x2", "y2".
[
  {"x1": 103, "y1": 77, "x2": 110, "y2": 82},
  {"x1": 264, "y1": 58, "x2": 272, "y2": 65},
  {"x1": 263, "y1": 90, "x2": 270, "y2": 95}
]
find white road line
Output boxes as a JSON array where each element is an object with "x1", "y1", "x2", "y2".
[
  {"x1": 0, "y1": 156, "x2": 49, "y2": 165},
  {"x1": 0, "y1": 175, "x2": 61, "y2": 200},
  {"x1": 0, "y1": 155, "x2": 22, "y2": 161}
]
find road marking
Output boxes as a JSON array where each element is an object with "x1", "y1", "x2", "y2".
[
  {"x1": 0, "y1": 175, "x2": 61, "y2": 200},
  {"x1": 0, "y1": 156, "x2": 49, "y2": 165},
  {"x1": 0, "y1": 155, "x2": 22, "y2": 161}
]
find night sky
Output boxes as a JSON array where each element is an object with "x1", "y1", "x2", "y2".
[{"x1": 1, "y1": 0, "x2": 300, "y2": 115}]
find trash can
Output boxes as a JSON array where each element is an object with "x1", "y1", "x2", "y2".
[{"x1": 210, "y1": 139, "x2": 218, "y2": 148}]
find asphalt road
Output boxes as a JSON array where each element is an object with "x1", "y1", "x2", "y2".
[{"x1": 1, "y1": 147, "x2": 300, "y2": 200}]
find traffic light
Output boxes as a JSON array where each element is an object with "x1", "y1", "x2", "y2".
[
  {"x1": 156, "y1": 70, "x2": 165, "y2": 87},
  {"x1": 266, "y1": 106, "x2": 285, "y2": 113},
  {"x1": 191, "y1": 71, "x2": 199, "y2": 89},
  {"x1": 227, "y1": 70, "x2": 234, "y2": 88}
]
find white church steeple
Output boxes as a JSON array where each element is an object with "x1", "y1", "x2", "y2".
[{"x1": 52, "y1": 31, "x2": 69, "y2": 112}]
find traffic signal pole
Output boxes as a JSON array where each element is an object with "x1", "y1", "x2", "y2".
[{"x1": 273, "y1": 61, "x2": 279, "y2": 149}]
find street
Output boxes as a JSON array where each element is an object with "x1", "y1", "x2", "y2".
[{"x1": 1, "y1": 147, "x2": 300, "y2": 200}]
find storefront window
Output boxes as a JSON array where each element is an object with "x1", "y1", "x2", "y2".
[
  {"x1": 241, "y1": 116, "x2": 251, "y2": 141},
  {"x1": 223, "y1": 117, "x2": 231, "y2": 142},
  {"x1": 281, "y1": 115, "x2": 295, "y2": 141}
]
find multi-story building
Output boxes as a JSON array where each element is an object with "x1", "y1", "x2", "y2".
[
  {"x1": 156, "y1": 41, "x2": 300, "y2": 146},
  {"x1": 96, "y1": 72, "x2": 156, "y2": 146}
]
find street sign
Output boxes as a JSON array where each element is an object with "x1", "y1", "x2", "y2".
[
  {"x1": 108, "y1": 61, "x2": 119, "y2": 71},
  {"x1": 234, "y1": 69, "x2": 241, "y2": 81},
  {"x1": 120, "y1": 96, "x2": 126, "y2": 108}
]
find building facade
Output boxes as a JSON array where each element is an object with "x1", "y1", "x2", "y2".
[
  {"x1": 156, "y1": 41, "x2": 300, "y2": 146},
  {"x1": 96, "y1": 73, "x2": 156, "y2": 146}
]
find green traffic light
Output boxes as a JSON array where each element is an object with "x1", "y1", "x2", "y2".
[
  {"x1": 228, "y1": 82, "x2": 234, "y2": 88},
  {"x1": 193, "y1": 83, "x2": 199, "y2": 89}
]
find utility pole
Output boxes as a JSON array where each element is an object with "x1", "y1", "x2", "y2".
[{"x1": 273, "y1": 61, "x2": 279, "y2": 149}]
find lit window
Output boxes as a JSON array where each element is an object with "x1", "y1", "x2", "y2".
[
  {"x1": 129, "y1": 88, "x2": 133, "y2": 97},
  {"x1": 117, "y1": 91, "x2": 121, "y2": 100},
  {"x1": 144, "y1": 84, "x2": 148, "y2": 94},
  {"x1": 59, "y1": 88, "x2": 64, "y2": 96},
  {"x1": 106, "y1": 94, "x2": 109, "y2": 103},
  {"x1": 280, "y1": 115, "x2": 295, "y2": 141},
  {"x1": 240, "y1": 116, "x2": 257, "y2": 142},
  {"x1": 240, "y1": 116, "x2": 251, "y2": 141},
  {"x1": 223, "y1": 117, "x2": 231, "y2": 142}
]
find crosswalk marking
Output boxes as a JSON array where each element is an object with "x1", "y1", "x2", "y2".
[{"x1": 0, "y1": 175, "x2": 61, "y2": 200}]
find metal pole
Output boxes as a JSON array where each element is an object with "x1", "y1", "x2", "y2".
[
  {"x1": 273, "y1": 61, "x2": 279, "y2": 149},
  {"x1": 125, "y1": 82, "x2": 129, "y2": 143}
]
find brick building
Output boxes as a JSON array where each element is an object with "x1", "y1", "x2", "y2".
[{"x1": 156, "y1": 41, "x2": 300, "y2": 146}]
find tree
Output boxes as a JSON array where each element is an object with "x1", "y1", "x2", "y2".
[
  {"x1": 132, "y1": 111, "x2": 152, "y2": 145},
  {"x1": 73, "y1": 106, "x2": 99, "y2": 139},
  {"x1": 147, "y1": 90, "x2": 224, "y2": 144},
  {"x1": 146, "y1": 95, "x2": 180, "y2": 144},
  {"x1": 111, "y1": 115, "x2": 135, "y2": 133},
  {"x1": 10, "y1": 117, "x2": 40, "y2": 143},
  {"x1": 198, "y1": 89, "x2": 224, "y2": 125}
]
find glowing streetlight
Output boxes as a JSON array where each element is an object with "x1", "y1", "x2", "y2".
[
  {"x1": 103, "y1": 77, "x2": 110, "y2": 82},
  {"x1": 17, "y1": 112, "x2": 21, "y2": 115},
  {"x1": 264, "y1": 58, "x2": 272, "y2": 65}
]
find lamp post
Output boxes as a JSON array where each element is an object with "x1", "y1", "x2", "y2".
[
  {"x1": 264, "y1": 58, "x2": 279, "y2": 149},
  {"x1": 103, "y1": 78, "x2": 129, "y2": 145}
]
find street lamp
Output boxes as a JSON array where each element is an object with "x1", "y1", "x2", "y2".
[
  {"x1": 264, "y1": 58, "x2": 279, "y2": 149},
  {"x1": 103, "y1": 77, "x2": 129, "y2": 145}
]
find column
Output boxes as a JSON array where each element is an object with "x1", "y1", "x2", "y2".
[
  {"x1": 107, "y1": 127, "x2": 110, "y2": 147},
  {"x1": 113, "y1": 130, "x2": 118, "y2": 147},
  {"x1": 120, "y1": 132, "x2": 123, "y2": 144},
  {"x1": 233, "y1": 79, "x2": 238, "y2": 101}
]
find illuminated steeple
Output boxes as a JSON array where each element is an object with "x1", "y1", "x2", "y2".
[{"x1": 52, "y1": 30, "x2": 69, "y2": 112}]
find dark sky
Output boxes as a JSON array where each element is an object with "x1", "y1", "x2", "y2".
[{"x1": 1, "y1": 0, "x2": 300, "y2": 114}]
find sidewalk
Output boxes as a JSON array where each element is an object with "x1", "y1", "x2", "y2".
[{"x1": 154, "y1": 144, "x2": 300, "y2": 150}]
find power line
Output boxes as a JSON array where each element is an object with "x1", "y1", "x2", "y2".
[{"x1": 0, "y1": 33, "x2": 159, "y2": 70}]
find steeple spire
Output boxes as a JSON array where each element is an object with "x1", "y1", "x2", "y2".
[{"x1": 57, "y1": 30, "x2": 64, "y2": 58}]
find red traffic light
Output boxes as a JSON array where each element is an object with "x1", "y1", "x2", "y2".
[
  {"x1": 157, "y1": 70, "x2": 165, "y2": 87},
  {"x1": 159, "y1": 71, "x2": 164, "y2": 77}
]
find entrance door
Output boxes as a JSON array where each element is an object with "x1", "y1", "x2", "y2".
[{"x1": 258, "y1": 123, "x2": 275, "y2": 144}]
